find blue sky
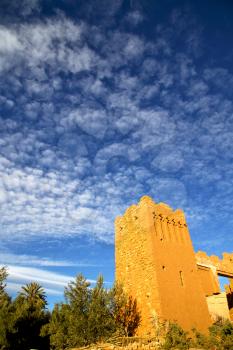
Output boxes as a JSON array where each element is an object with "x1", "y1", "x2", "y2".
[{"x1": 0, "y1": 0, "x2": 233, "y2": 306}]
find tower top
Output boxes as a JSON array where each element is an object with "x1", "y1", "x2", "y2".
[{"x1": 115, "y1": 195, "x2": 185, "y2": 228}]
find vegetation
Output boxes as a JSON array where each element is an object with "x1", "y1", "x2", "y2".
[
  {"x1": 0, "y1": 267, "x2": 141, "y2": 350},
  {"x1": 157, "y1": 317, "x2": 233, "y2": 350},
  {"x1": 1, "y1": 264, "x2": 233, "y2": 350},
  {"x1": 0, "y1": 266, "x2": 8, "y2": 297},
  {"x1": 191, "y1": 318, "x2": 233, "y2": 350},
  {"x1": 0, "y1": 267, "x2": 50, "y2": 350},
  {"x1": 162, "y1": 322, "x2": 191, "y2": 349}
]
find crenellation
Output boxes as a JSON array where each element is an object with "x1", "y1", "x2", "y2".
[{"x1": 196, "y1": 251, "x2": 233, "y2": 277}]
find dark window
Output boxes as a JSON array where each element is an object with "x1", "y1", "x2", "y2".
[{"x1": 179, "y1": 271, "x2": 184, "y2": 286}]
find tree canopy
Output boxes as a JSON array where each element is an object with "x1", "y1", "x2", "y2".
[{"x1": 0, "y1": 269, "x2": 141, "y2": 350}]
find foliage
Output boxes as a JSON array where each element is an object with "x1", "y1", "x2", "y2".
[
  {"x1": 0, "y1": 269, "x2": 141, "y2": 350},
  {"x1": 161, "y1": 319, "x2": 233, "y2": 350},
  {"x1": 87, "y1": 275, "x2": 115, "y2": 343},
  {"x1": 190, "y1": 328, "x2": 210, "y2": 349},
  {"x1": 64, "y1": 273, "x2": 91, "y2": 347},
  {"x1": 0, "y1": 300, "x2": 12, "y2": 350},
  {"x1": 46, "y1": 276, "x2": 141, "y2": 349},
  {"x1": 41, "y1": 303, "x2": 70, "y2": 350},
  {"x1": 0, "y1": 266, "x2": 12, "y2": 350},
  {"x1": 2, "y1": 265, "x2": 233, "y2": 350},
  {"x1": 115, "y1": 294, "x2": 141, "y2": 336},
  {"x1": 0, "y1": 266, "x2": 8, "y2": 298},
  {"x1": 19, "y1": 282, "x2": 47, "y2": 309},
  {"x1": 0, "y1": 277, "x2": 50, "y2": 350},
  {"x1": 208, "y1": 318, "x2": 233, "y2": 350},
  {"x1": 111, "y1": 282, "x2": 141, "y2": 337},
  {"x1": 162, "y1": 322, "x2": 191, "y2": 349},
  {"x1": 8, "y1": 283, "x2": 50, "y2": 350},
  {"x1": 8, "y1": 297, "x2": 50, "y2": 350},
  {"x1": 151, "y1": 313, "x2": 169, "y2": 345}
]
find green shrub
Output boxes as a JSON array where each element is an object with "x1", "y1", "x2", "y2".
[
  {"x1": 162, "y1": 322, "x2": 191, "y2": 349},
  {"x1": 209, "y1": 319, "x2": 233, "y2": 350}
]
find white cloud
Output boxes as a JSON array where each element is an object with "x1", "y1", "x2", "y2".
[
  {"x1": 0, "y1": 26, "x2": 22, "y2": 72},
  {"x1": 5, "y1": 265, "x2": 75, "y2": 287},
  {"x1": 132, "y1": 109, "x2": 176, "y2": 150},
  {"x1": 0, "y1": 253, "x2": 96, "y2": 267},
  {"x1": 0, "y1": 16, "x2": 96, "y2": 75},
  {"x1": 124, "y1": 35, "x2": 144, "y2": 59},
  {"x1": 151, "y1": 147, "x2": 184, "y2": 172},
  {"x1": 94, "y1": 143, "x2": 140, "y2": 174},
  {"x1": 0, "y1": 188, "x2": 7, "y2": 203},
  {"x1": 125, "y1": 11, "x2": 144, "y2": 26},
  {"x1": 63, "y1": 108, "x2": 108, "y2": 139},
  {"x1": 147, "y1": 177, "x2": 187, "y2": 208},
  {"x1": 2, "y1": 264, "x2": 109, "y2": 297},
  {"x1": 0, "y1": 27, "x2": 22, "y2": 53},
  {"x1": 0, "y1": 7, "x2": 233, "y2": 255}
]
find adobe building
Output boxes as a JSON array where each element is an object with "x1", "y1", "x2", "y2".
[{"x1": 115, "y1": 196, "x2": 233, "y2": 335}]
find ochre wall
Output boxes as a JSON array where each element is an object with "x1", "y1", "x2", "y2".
[
  {"x1": 197, "y1": 266, "x2": 220, "y2": 296},
  {"x1": 115, "y1": 200, "x2": 161, "y2": 335},
  {"x1": 115, "y1": 196, "x2": 212, "y2": 335}
]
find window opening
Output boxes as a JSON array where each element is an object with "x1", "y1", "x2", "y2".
[{"x1": 179, "y1": 271, "x2": 184, "y2": 286}]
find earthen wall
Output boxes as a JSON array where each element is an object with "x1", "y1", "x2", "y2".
[
  {"x1": 115, "y1": 196, "x2": 212, "y2": 335},
  {"x1": 197, "y1": 266, "x2": 220, "y2": 296}
]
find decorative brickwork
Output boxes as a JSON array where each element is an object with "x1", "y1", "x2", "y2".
[{"x1": 115, "y1": 196, "x2": 212, "y2": 335}]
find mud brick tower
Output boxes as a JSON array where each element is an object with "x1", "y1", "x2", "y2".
[{"x1": 115, "y1": 196, "x2": 212, "y2": 335}]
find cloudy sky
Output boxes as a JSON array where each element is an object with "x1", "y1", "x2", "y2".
[{"x1": 0, "y1": 0, "x2": 233, "y2": 305}]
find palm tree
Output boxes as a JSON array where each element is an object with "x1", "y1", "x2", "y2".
[{"x1": 19, "y1": 282, "x2": 47, "y2": 309}]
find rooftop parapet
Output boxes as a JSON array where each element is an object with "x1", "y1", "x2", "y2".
[
  {"x1": 115, "y1": 196, "x2": 186, "y2": 226},
  {"x1": 196, "y1": 251, "x2": 233, "y2": 277}
]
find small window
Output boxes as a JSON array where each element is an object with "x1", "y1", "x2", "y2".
[{"x1": 179, "y1": 271, "x2": 184, "y2": 286}]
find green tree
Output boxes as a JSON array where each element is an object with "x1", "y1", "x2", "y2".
[
  {"x1": 0, "y1": 266, "x2": 8, "y2": 298},
  {"x1": 45, "y1": 275, "x2": 141, "y2": 349},
  {"x1": 45, "y1": 274, "x2": 91, "y2": 349},
  {"x1": 19, "y1": 282, "x2": 47, "y2": 309},
  {"x1": 0, "y1": 266, "x2": 12, "y2": 350},
  {"x1": 64, "y1": 273, "x2": 91, "y2": 347},
  {"x1": 8, "y1": 283, "x2": 50, "y2": 350},
  {"x1": 88, "y1": 275, "x2": 115, "y2": 343},
  {"x1": 41, "y1": 303, "x2": 70, "y2": 350}
]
